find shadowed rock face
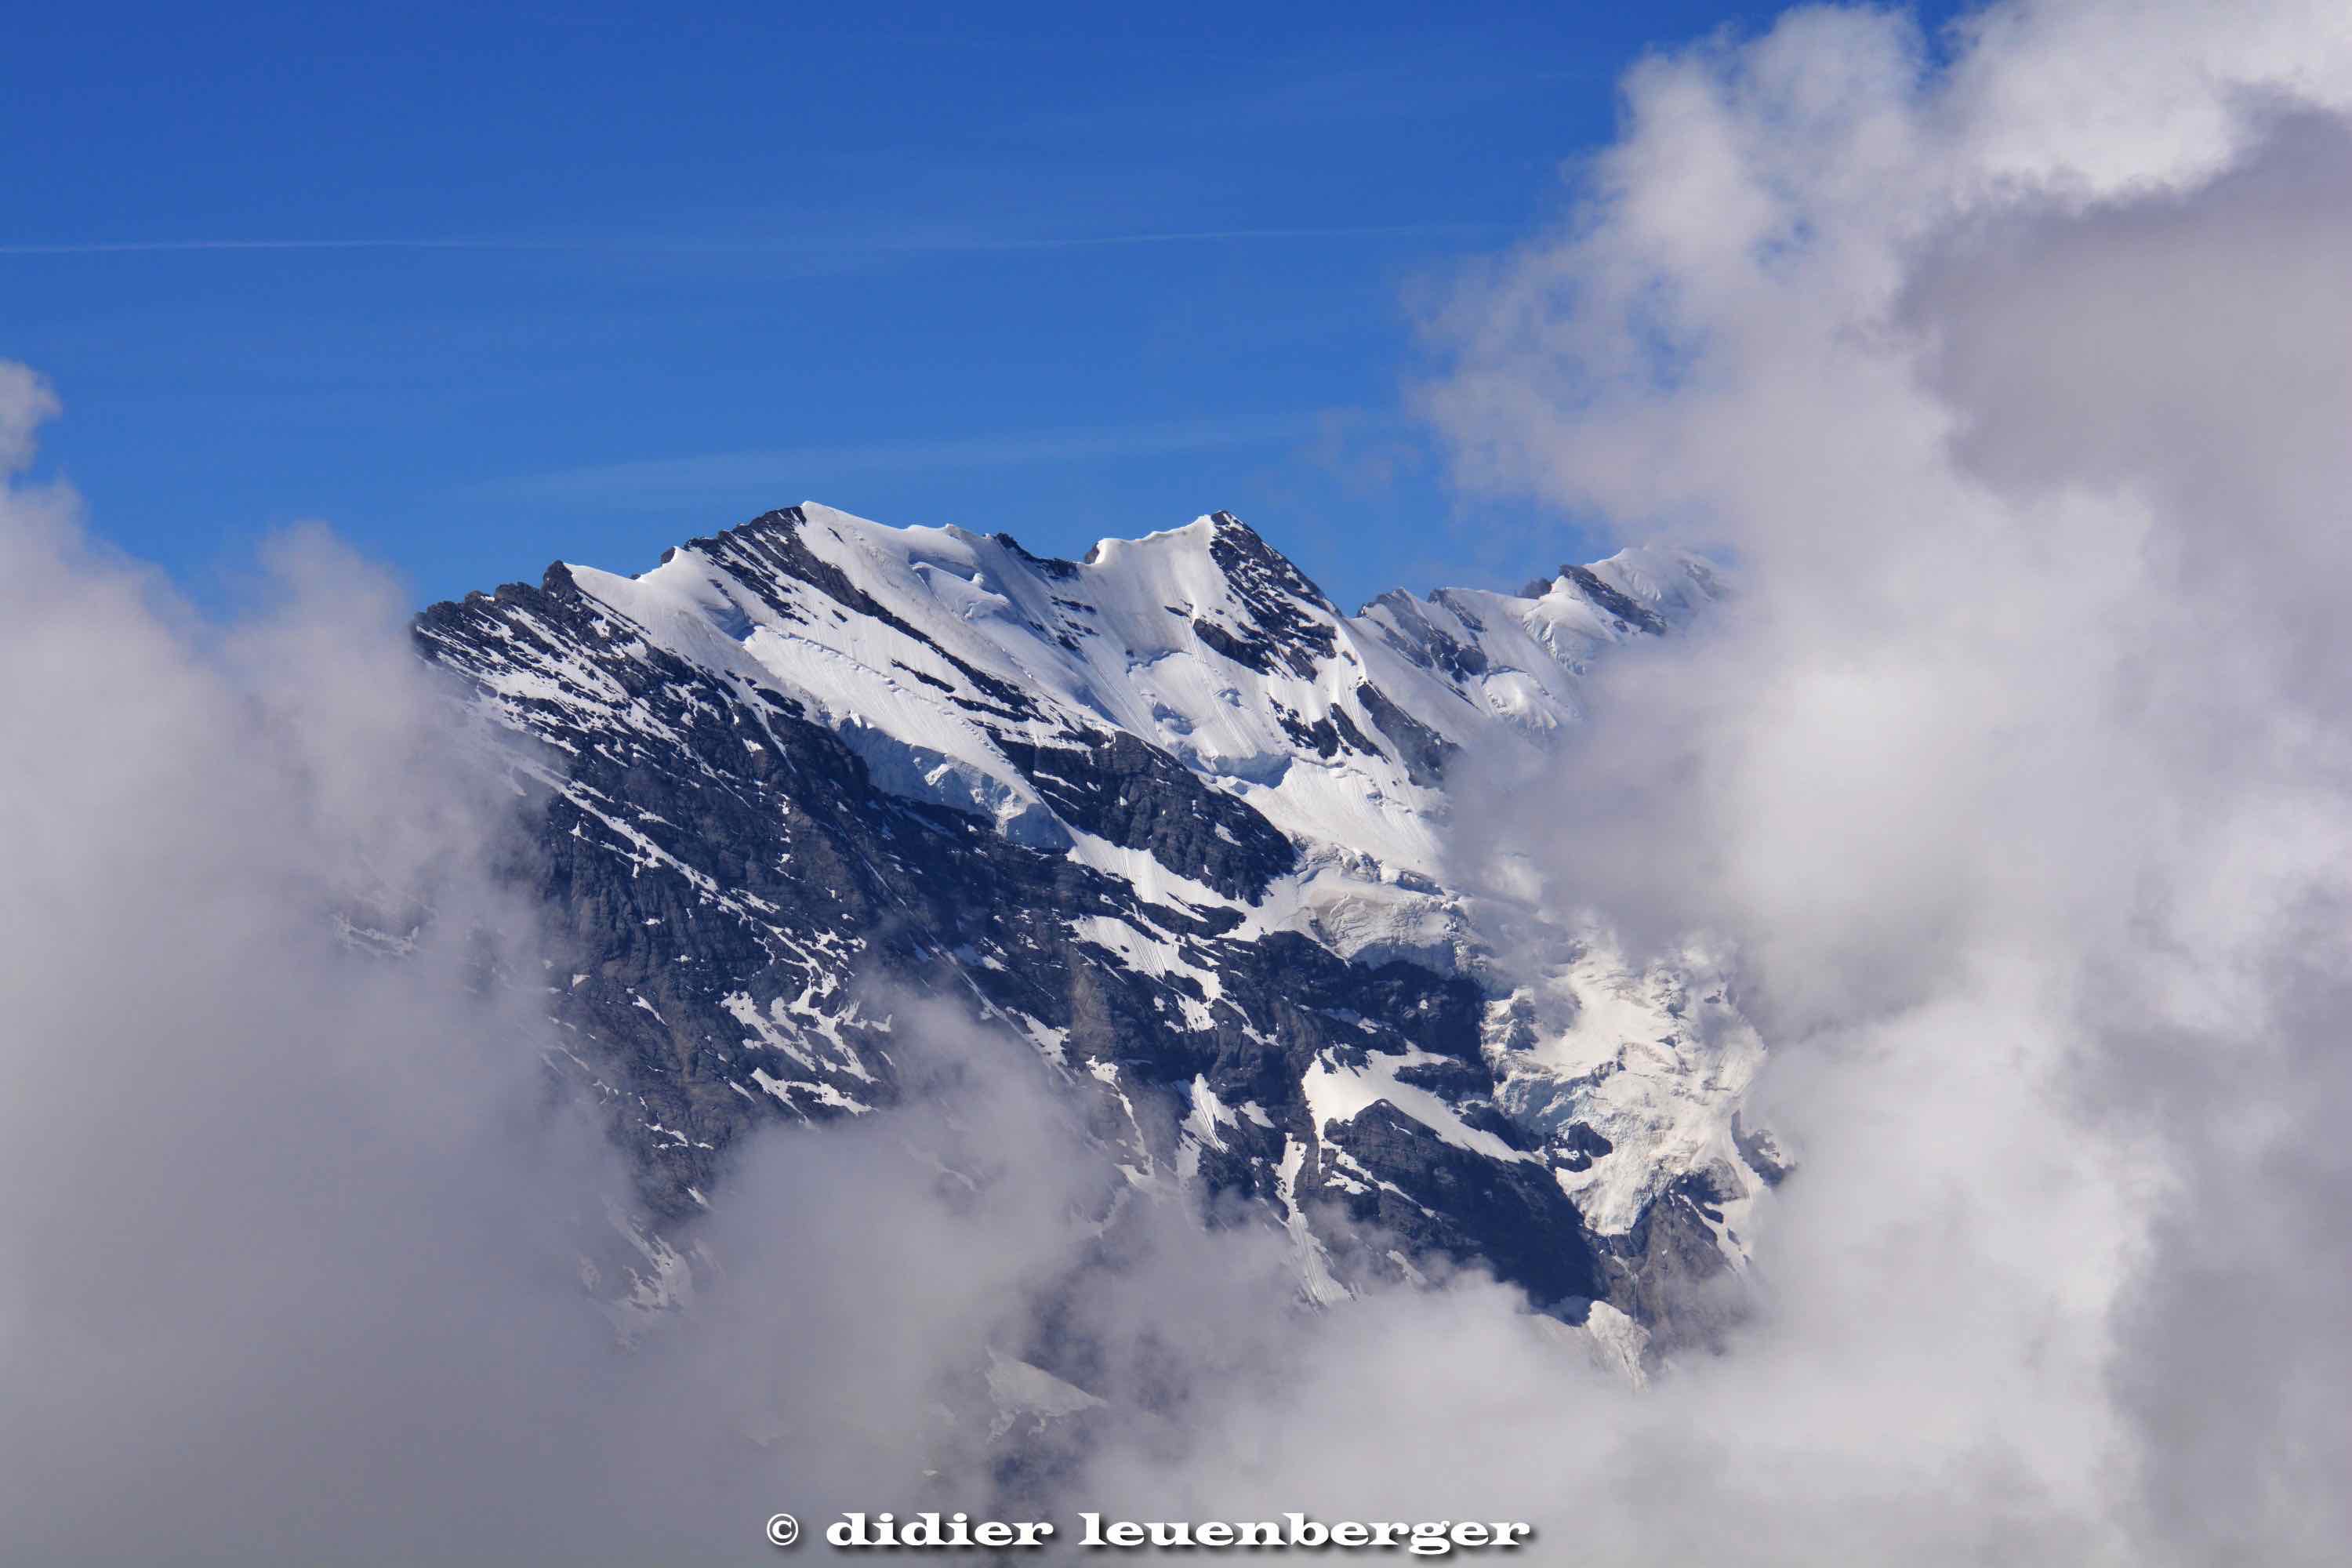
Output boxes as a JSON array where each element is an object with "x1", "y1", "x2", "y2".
[{"x1": 414, "y1": 503, "x2": 1759, "y2": 1342}]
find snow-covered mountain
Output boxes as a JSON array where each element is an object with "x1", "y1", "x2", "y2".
[{"x1": 415, "y1": 504, "x2": 1773, "y2": 1353}]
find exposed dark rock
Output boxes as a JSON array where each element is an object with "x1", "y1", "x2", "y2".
[
  {"x1": 993, "y1": 729, "x2": 1297, "y2": 902},
  {"x1": 1323, "y1": 1103, "x2": 1604, "y2": 1310},
  {"x1": 1356, "y1": 681, "x2": 1459, "y2": 786},
  {"x1": 1599, "y1": 1182, "x2": 1742, "y2": 1350},
  {"x1": 1559, "y1": 564, "x2": 1668, "y2": 635}
]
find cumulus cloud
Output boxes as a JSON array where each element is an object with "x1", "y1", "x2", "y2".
[
  {"x1": 1399, "y1": 0, "x2": 2352, "y2": 1561},
  {"x1": 0, "y1": 370, "x2": 722, "y2": 1563}
]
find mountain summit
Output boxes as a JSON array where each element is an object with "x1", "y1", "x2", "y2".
[{"x1": 415, "y1": 505, "x2": 1766, "y2": 1356}]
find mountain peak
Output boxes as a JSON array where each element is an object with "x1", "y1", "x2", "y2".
[{"x1": 413, "y1": 500, "x2": 1766, "y2": 1359}]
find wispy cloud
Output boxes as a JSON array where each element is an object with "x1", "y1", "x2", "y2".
[
  {"x1": 0, "y1": 238, "x2": 543, "y2": 256},
  {"x1": 0, "y1": 223, "x2": 1501, "y2": 260},
  {"x1": 476, "y1": 416, "x2": 1315, "y2": 512}
]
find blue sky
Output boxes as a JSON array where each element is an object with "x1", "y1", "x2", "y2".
[{"x1": 5, "y1": 2, "x2": 1940, "y2": 612}]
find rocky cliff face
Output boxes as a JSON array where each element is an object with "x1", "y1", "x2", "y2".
[{"x1": 413, "y1": 504, "x2": 1773, "y2": 1352}]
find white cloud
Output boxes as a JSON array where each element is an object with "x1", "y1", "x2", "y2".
[{"x1": 1399, "y1": 2, "x2": 2352, "y2": 1561}]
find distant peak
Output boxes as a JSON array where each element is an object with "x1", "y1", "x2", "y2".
[
  {"x1": 659, "y1": 504, "x2": 811, "y2": 570},
  {"x1": 1201, "y1": 510, "x2": 1334, "y2": 614}
]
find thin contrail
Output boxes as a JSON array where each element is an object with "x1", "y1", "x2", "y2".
[
  {"x1": 0, "y1": 238, "x2": 575, "y2": 256},
  {"x1": 873, "y1": 223, "x2": 1504, "y2": 252},
  {"x1": 0, "y1": 223, "x2": 1502, "y2": 258}
]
